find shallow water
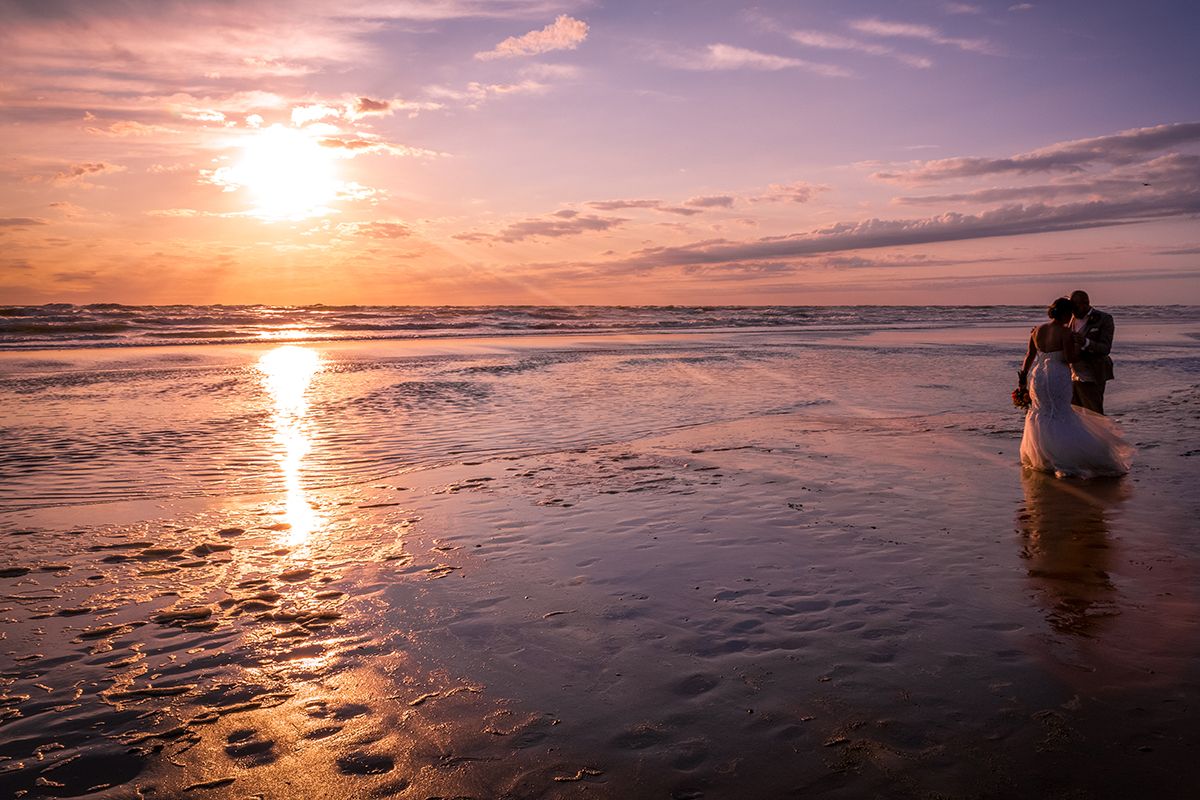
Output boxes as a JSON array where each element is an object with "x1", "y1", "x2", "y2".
[
  {"x1": 4, "y1": 323, "x2": 1194, "y2": 511},
  {"x1": 1, "y1": 321, "x2": 1199, "y2": 798}
]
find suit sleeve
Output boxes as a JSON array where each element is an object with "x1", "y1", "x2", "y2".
[{"x1": 1088, "y1": 313, "x2": 1114, "y2": 357}]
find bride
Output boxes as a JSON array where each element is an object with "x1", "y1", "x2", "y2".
[{"x1": 1018, "y1": 298, "x2": 1133, "y2": 478}]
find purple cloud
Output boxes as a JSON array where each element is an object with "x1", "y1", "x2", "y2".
[
  {"x1": 685, "y1": 195, "x2": 735, "y2": 208},
  {"x1": 875, "y1": 122, "x2": 1200, "y2": 182},
  {"x1": 611, "y1": 186, "x2": 1200, "y2": 270},
  {"x1": 456, "y1": 209, "x2": 627, "y2": 243}
]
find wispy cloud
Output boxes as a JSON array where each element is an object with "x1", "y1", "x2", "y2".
[
  {"x1": 0, "y1": 1, "x2": 568, "y2": 120},
  {"x1": 849, "y1": 17, "x2": 997, "y2": 55},
  {"x1": 475, "y1": 15, "x2": 588, "y2": 60},
  {"x1": 335, "y1": 220, "x2": 411, "y2": 239},
  {"x1": 456, "y1": 209, "x2": 626, "y2": 243},
  {"x1": 424, "y1": 79, "x2": 549, "y2": 107},
  {"x1": 788, "y1": 29, "x2": 932, "y2": 69},
  {"x1": 85, "y1": 119, "x2": 179, "y2": 137},
  {"x1": 663, "y1": 44, "x2": 852, "y2": 77},
  {"x1": 875, "y1": 122, "x2": 1200, "y2": 182},
  {"x1": 685, "y1": 194, "x2": 736, "y2": 208},
  {"x1": 587, "y1": 199, "x2": 663, "y2": 211},
  {"x1": 609, "y1": 188, "x2": 1200, "y2": 271},
  {"x1": 316, "y1": 136, "x2": 445, "y2": 159},
  {"x1": 50, "y1": 161, "x2": 126, "y2": 185},
  {"x1": 894, "y1": 153, "x2": 1200, "y2": 205},
  {"x1": 750, "y1": 181, "x2": 826, "y2": 204}
]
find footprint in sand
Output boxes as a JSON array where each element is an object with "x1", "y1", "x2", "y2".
[
  {"x1": 335, "y1": 751, "x2": 395, "y2": 775},
  {"x1": 224, "y1": 728, "x2": 277, "y2": 766},
  {"x1": 368, "y1": 777, "x2": 411, "y2": 797},
  {"x1": 674, "y1": 673, "x2": 721, "y2": 697},
  {"x1": 304, "y1": 699, "x2": 371, "y2": 721},
  {"x1": 669, "y1": 738, "x2": 710, "y2": 771},
  {"x1": 610, "y1": 724, "x2": 670, "y2": 750},
  {"x1": 302, "y1": 724, "x2": 343, "y2": 740}
]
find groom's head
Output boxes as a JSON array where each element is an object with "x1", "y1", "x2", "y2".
[{"x1": 1070, "y1": 290, "x2": 1091, "y2": 317}]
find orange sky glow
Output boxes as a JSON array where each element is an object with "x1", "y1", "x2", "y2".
[{"x1": 1, "y1": 1, "x2": 1198, "y2": 305}]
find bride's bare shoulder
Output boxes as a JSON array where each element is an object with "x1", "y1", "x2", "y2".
[{"x1": 1032, "y1": 322, "x2": 1064, "y2": 351}]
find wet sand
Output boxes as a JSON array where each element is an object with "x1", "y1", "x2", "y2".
[{"x1": 2, "y1": 327, "x2": 1199, "y2": 798}]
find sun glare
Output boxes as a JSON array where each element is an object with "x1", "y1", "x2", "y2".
[{"x1": 227, "y1": 125, "x2": 340, "y2": 220}]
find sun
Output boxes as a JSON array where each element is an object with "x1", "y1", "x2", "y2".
[{"x1": 223, "y1": 124, "x2": 340, "y2": 220}]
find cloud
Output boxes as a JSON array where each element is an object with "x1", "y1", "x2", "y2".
[
  {"x1": 145, "y1": 208, "x2": 211, "y2": 218},
  {"x1": 354, "y1": 97, "x2": 391, "y2": 115},
  {"x1": 895, "y1": 153, "x2": 1200, "y2": 205},
  {"x1": 588, "y1": 199, "x2": 663, "y2": 211},
  {"x1": 849, "y1": 17, "x2": 996, "y2": 55},
  {"x1": 519, "y1": 62, "x2": 582, "y2": 80},
  {"x1": 178, "y1": 108, "x2": 227, "y2": 123},
  {"x1": 584, "y1": 199, "x2": 711, "y2": 216},
  {"x1": 0, "y1": 217, "x2": 47, "y2": 227},
  {"x1": 750, "y1": 181, "x2": 825, "y2": 204},
  {"x1": 316, "y1": 137, "x2": 445, "y2": 159},
  {"x1": 787, "y1": 29, "x2": 932, "y2": 69},
  {"x1": 1009, "y1": 3, "x2": 1035, "y2": 11},
  {"x1": 424, "y1": 79, "x2": 548, "y2": 106},
  {"x1": 456, "y1": 208, "x2": 626, "y2": 243},
  {"x1": 944, "y1": 3, "x2": 983, "y2": 14},
  {"x1": 875, "y1": 122, "x2": 1200, "y2": 182},
  {"x1": 475, "y1": 14, "x2": 588, "y2": 60},
  {"x1": 345, "y1": 96, "x2": 444, "y2": 120},
  {"x1": 685, "y1": 194, "x2": 735, "y2": 208},
  {"x1": 336, "y1": 220, "x2": 411, "y2": 239},
  {"x1": 52, "y1": 161, "x2": 125, "y2": 184},
  {"x1": 292, "y1": 104, "x2": 342, "y2": 126},
  {"x1": 663, "y1": 44, "x2": 851, "y2": 76},
  {"x1": 85, "y1": 119, "x2": 178, "y2": 136},
  {"x1": 48, "y1": 201, "x2": 87, "y2": 218},
  {"x1": 291, "y1": 97, "x2": 443, "y2": 126},
  {"x1": 608, "y1": 186, "x2": 1200, "y2": 271},
  {"x1": 0, "y1": 1, "x2": 562, "y2": 121}
]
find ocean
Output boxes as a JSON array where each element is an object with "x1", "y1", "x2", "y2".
[{"x1": 3, "y1": 303, "x2": 1198, "y2": 350}]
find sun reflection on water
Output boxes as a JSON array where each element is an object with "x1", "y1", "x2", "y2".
[{"x1": 258, "y1": 345, "x2": 323, "y2": 546}]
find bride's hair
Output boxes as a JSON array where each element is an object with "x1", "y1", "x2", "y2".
[{"x1": 1048, "y1": 297, "x2": 1074, "y2": 323}]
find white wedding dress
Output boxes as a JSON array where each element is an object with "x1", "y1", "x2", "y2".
[{"x1": 1019, "y1": 350, "x2": 1133, "y2": 478}]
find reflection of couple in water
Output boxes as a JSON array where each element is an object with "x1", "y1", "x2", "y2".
[
  {"x1": 1017, "y1": 290, "x2": 1133, "y2": 479},
  {"x1": 1017, "y1": 470, "x2": 1128, "y2": 637}
]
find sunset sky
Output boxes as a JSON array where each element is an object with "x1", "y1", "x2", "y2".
[{"x1": 2, "y1": 0, "x2": 1198, "y2": 305}]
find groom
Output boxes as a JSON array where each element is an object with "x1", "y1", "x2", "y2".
[{"x1": 1069, "y1": 290, "x2": 1115, "y2": 415}]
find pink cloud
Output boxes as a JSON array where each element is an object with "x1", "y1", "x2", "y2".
[{"x1": 475, "y1": 15, "x2": 589, "y2": 60}]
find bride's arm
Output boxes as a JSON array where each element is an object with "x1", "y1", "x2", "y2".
[{"x1": 1019, "y1": 328, "x2": 1036, "y2": 380}]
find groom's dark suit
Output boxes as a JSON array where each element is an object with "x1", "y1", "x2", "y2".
[{"x1": 1070, "y1": 308, "x2": 1115, "y2": 414}]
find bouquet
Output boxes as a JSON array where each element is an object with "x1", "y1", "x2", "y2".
[{"x1": 1012, "y1": 371, "x2": 1031, "y2": 410}]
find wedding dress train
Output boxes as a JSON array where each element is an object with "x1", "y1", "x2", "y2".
[{"x1": 1019, "y1": 350, "x2": 1133, "y2": 478}]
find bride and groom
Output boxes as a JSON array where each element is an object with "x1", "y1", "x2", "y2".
[{"x1": 1017, "y1": 290, "x2": 1133, "y2": 479}]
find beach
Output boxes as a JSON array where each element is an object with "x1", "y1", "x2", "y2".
[{"x1": 2, "y1": 313, "x2": 1199, "y2": 798}]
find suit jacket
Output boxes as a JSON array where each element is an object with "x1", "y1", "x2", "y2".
[{"x1": 1072, "y1": 309, "x2": 1115, "y2": 382}]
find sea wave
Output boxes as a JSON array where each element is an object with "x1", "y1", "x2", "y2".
[{"x1": 1, "y1": 304, "x2": 1197, "y2": 350}]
